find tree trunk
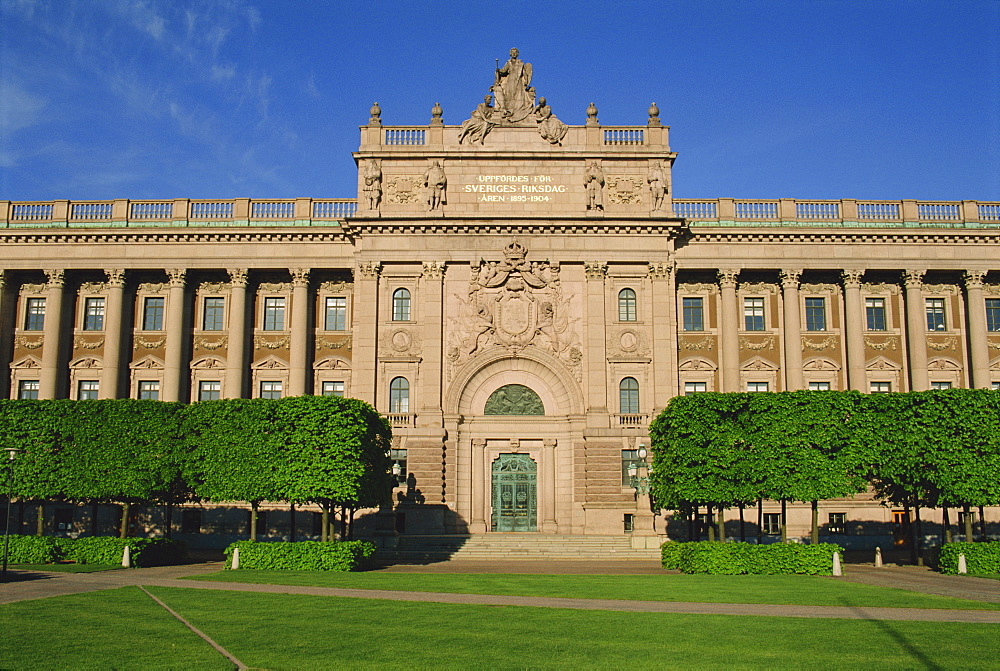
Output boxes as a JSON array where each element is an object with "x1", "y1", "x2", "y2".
[
  {"x1": 36, "y1": 503, "x2": 44, "y2": 536},
  {"x1": 906, "y1": 505, "x2": 917, "y2": 565},
  {"x1": 810, "y1": 500, "x2": 819, "y2": 545},
  {"x1": 249, "y1": 501, "x2": 259, "y2": 541},
  {"x1": 716, "y1": 506, "x2": 725, "y2": 542},
  {"x1": 738, "y1": 504, "x2": 746, "y2": 542},
  {"x1": 164, "y1": 502, "x2": 173, "y2": 539},
  {"x1": 90, "y1": 502, "x2": 99, "y2": 536},
  {"x1": 979, "y1": 506, "x2": 987, "y2": 542},
  {"x1": 757, "y1": 500, "x2": 764, "y2": 545},
  {"x1": 119, "y1": 502, "x2": 130, "y2": 539},
  {"x1": 914, "y1": 506, "x2": 924, "y2": 566},
  {"x1": 942, "y1": 506, "x2": 952, "y2": 544},
  {"x1": 289, "y1": 503, "x2": 296, "y2": 542},
  {"x1": 320, "y1": 506, "x2": 329, "y2": 542},
  {"x1": 780, "y1": 500, "x2": 787, "y2": 543},
  {"x1": 964, "y1": 504, "x2": 974, "y2": 541},
  {"x1": 707, "y1": 505, "x2": 715, "y2": 541},
  {"x1": 686, "y1": 506, "x2": 695, "y2": 541},
  {"x1": 348, "y1": 507, "x2": 356, "y2": 541}
]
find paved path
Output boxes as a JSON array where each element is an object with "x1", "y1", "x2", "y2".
[
  {"x1": 837, "y1": 564, "x2": 1000, "y2": 604},
  {"x1": 4, "y1": 562, "x2": 1000, "y2": 624}
]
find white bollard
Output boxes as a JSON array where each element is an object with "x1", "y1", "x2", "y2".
[
  {"x1": 958, "y1": 553, "x2": 967, "y2": 574},
  {"x1": 121, "y1": 545, "x2": 131, "y2": 568},
  {"x1": 231, "y1": 546, "x2": 240, "y2": 570},
  {"x1": 875, "y1": 546, "x2": 883, "y2": 568},
  {"x1": 833, "y1": 551, "x2": 843, "y2": 576}
]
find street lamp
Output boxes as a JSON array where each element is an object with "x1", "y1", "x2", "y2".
[
  {"x1": 628, "y1": 443, "x2": 651, "y2": 495},
  {"x1": 2, "y1": 446, "x2": 24, "y2": 580}
]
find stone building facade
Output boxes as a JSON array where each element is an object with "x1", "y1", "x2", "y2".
[{"x1": 2, "y1": 52, "x2": 999, "y2": 545}]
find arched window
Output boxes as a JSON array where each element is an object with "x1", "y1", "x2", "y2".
[
  {"x1": 392, "y1": 288, "x2": 411, "y2": 321},
  {"x1": 619, "y1": 377, "x2": 639, "y2": 414},
  {"x1": 389, "y1": 377, "x2": 409, "y2": 413},
  {"x1": 618, "y1": 288, "x2": 637, "y2": 322}
]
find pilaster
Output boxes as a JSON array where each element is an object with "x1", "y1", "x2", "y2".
[
  {"x1": 40, "y1": 269, "x2": 65, "y2": 399},
  {"x1": 352, "y1": 261, "x2": 381, "y2": 405},
  {"x1": 225, "y1": 269, "x2": 248, "y2": 399},
  {"x1": 100, "y1": 269, "x2": 126, "y2": 398},
  {"x1": 288, "y1": 268, "x2": 311, "y2": 396},
  {"x1": 648, "y1": 260, "x2": 676, "y2": 407},
  {"x1": 419, "y1": 262, "x2": 446, "y2": 423},
  {"x1": 718, "y1": 268, "x2": 741, "y2": 392},
  {"x1": 964, "y1": 270, "x2": 991, "y2": 388},
  {"x1": 842, "y1": 269, "x2": 867, "y2": 390},
  {"x1": 584, "y1": 261, "x2": 608, "y2": 421},
  {"x1": 903, "y1": 270, "x2": 929, "y2": 391},
  {"x1": 780, "y1": 269, "x2": 803, "y2": 390},
  {"x1": 162, "y1": 268, "x2": 187, "y2": 402}
]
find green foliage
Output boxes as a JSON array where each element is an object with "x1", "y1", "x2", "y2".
[
  {"x1": 660, "y1": 541, "x2": 844, "y2": 575},
  {"x1": 939, "y1": 542, "x2": 1000, "y2": 575},
  {"x1": 224, "y1": 540, "x2": 376, "y2": 571},
  {"x1": 64, "y1": 536, "x2": 187, "y2": 567},
  {"x1": 2, "y1": 534, "x2": 65, "y2": 563}
]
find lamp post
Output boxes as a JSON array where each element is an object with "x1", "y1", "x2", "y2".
[
  {"x1": 627, "y1": 442, "x2": 657, "y2": 545},
  {"x1": 2, "y1": 446, "x2": 24, "y2": 579}
]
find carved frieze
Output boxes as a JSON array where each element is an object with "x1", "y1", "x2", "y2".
[
  {"x1": 380, "y1": 328, "x2": 421, "y2": 357},
  {"x1": 606, "y1": 176, "x2": 644, "y2": 205},
  {"x1": 987, "y1": 339, "x2": 1000, "y2": 350},
  {"x1": 385, "y1": 176, "x2": 422, "y2": 205},
  {"x1": 258, "y1": 282, "x2": 291, "y2": 292},
  {"x1": 70, "y1": 357, "x2": 100, "y2": 369},
  {"x1": 984, "y1": 285, "x2": 1000, "y2": 296},
  {"x1": 678, "y1": 283, "x2": 718, "y2": 294},
  {"x1": 864, "y1": 336, "x2": 898, "y2": 351},
  {"x1": 800, "y1": 283, "x2": 838, "y2": 293},
  {"x1": 139, "y1": 283, "x2": 167, "y2": 293},
  {"x1": 74, "y1": 337, "x2": 105, "y2": 350},
  {"x1": 801, "y1": 336, "x2": 837, "y2": 351},
  {"x1": 194, "y1": 336, "x2": 228, "y2": 350},
  {"x1": 607, "y1": 327, "x2": 649, "y2": 358},
  {"x1": 199, "y1": 282, "x2": 230, "y2": 293},
  {"x1": 15, "y1": 335, "x2": 43, "y2": 349},
  {"x1": 923, "y1": 284, "x2": 958, "y2": 295},
  {"x1": 20, "y1": 283, "x2": 46, "y2": 295},
  {"x1": 741, "y1": 282, "x2": 778, "y2": 294},
  {"x1": 320, "y1": 281, "x2": 353, "y2": 293},
  {"x1": 79, "y1": 282, "x2": 107, "y2": 293},
  {"x1": 679, "y1": 336, "x2": 714, "y2": 351},
  {"x1": 862, "y1": 282, "x2": 900, "y2": 294},
  {"x1": 316, "y1": 337, "x2": 352, "y2": 351},
  {"x1": 927, "y1": 337, "x2": 958, "y2": 351},
  {"x1": 254, "y1": 335, "x2": 290, "y2": 350},
  {"x1": 134, "y1": 336, "x2": 166, "y2": 350},
  {"x1": 739, "y1": 336, "x2": 775, "y2": 351}
]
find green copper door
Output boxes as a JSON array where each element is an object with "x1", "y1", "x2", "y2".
[{"x1": 491, "y1": 453, "x2": 537, "y2": 532}]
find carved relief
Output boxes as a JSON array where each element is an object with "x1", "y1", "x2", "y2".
[
  {"x1": 865, "y1": 336, "x2": 899, "y2": 351},
  {"x1": 316, "y1": 337, "x2": 352, "y2": 351},
  {"x1": 927, "y1": 337, "x2": 958, "y2": 351},
  {"x1": 678, "y1": 283, "x2": 718, "y2": 294},
  {"x1": 803, "y1": 358, "x2": 839, "y2": 371},
  {"x1": 801, "y1": 336, "x2": 837, "y2": 351},
  {"x1": 191, "y1": 357, "x2": 224, "y2": 369},
  {"x1": 79, "y1": 282, "x2": 107, "y2": 293},
  {"x1": 20, "y1": 283, "x2": 46, "y2": 295},
  {"x1": 984, "y1": 285, "x2": 1000, "y2": 296},
  {"x1": 74, "y1": 337, "x2": 105, "y2": 350},
  {"x1": 447, "y1": 241, "x2": 582, "y2": 379},
  {"x1": 740, "y1": 336, "x2": 775, "y2": 351},
  {"x1": 134, "y1": 336, "x2": 166, "y2": 349},
  {"x1": 258, "y1": 282, "x2": 291, "y2": 292},
  {"x1": 679, "y1": 336, "x2": 715, "y2": 351},
  {"x1": 254, "y1": 335, "x2": 290, "y2": 350},
  {"x1": 679, "y1": 358, "x2": 716, "y2": 371},
  {"x1": 15, "y1": 335, "x2": 43, "y2": 349},
  {"x1": 139, "y1": 283, "x2": 168, "y2": 293},
  {"x1": 606, "y1": 176, "x2": 644, "y2": 205},
  {"x1": 607, "y1": 327, "x2": 649, "y2": 357},
  {"x1": 385, "y1": 177, "x2": 422, "y2": 205},
  {"x1": 862, "y1": 282, "x2": 900, "y2": 294},
  {"x1": 320, "y1": 281, "x2": 353, "y2": 293},
  {"x1": 194, "y1": 336, "x2": 228, "y2": 350},
  {"x1": 199, "y1": 282, "x2": 230, "y2": 293},
  {"x1": 923, "y1": 284, "x2": 958, "y2": 295},
  {"x1": 70, "y1": 357, "x2": 100, "y2": 369},
  {"x1": 800, "y1": 283, "x2": 838, "y2": 293},
  {"x1": 988, "y1": 339, "x2": 1000, "y2": 350},
  {"x1": 741, "y1": 282, "x2": 778, "y2": 294},
  {"x1": 380, "y1": 328, "x2": 421, "y2": 357}
]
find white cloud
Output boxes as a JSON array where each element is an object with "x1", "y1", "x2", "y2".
[{"x1": 0, "y1": 82, "x2": 47, "y2": 133}]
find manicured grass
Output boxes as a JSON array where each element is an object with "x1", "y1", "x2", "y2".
[
  {"x1": 188, "y1": 571, "x2": 1000, "y2": 610},
  {"x1": 28, "y1": 586, "x2": 1000, "y2": 670},
  {"x1": 0, "y1": 587, "x2": 229, "y2": 670},
  {"x1": 11, "y1": 563, "x2": 123, "y2": 573}
]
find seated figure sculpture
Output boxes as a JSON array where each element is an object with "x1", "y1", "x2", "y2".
[
  {"x1": 535, "y1": 97, "x2": 568, "y2": 145},
  {"x1": 458, "y1": 95, "x2": 495, "y2": 145}
]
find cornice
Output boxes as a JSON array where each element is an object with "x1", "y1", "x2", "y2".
[
  {"x1": 686, "y1": 228, "x2": 1000, "y2": 245},
  {"x1": 0, "y1": 228, "x2": 353, "y2": 245}
]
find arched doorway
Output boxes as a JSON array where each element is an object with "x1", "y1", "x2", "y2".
[{"x1": 491, "y1": 453, "x2": 537, "y2": 531}]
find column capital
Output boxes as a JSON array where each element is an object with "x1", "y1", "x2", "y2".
[
  {"x1": 584, "y1": 261, "x2": 607, "y2": 280},
  {"x1": 841, "y1": 269, "x2": 865, "y2": 288},
  {"x1": 44, "y1": 269, "x2": 65, "y2": 287},
  {"x1": 902, "y1": 269, "x2": 926, "y2": 289},
  {"x1": 355, "y1": 261, "x2": 381, "y2": 279},
  {"x1": 542, "y1": 438, "x2": 557, "y2": 449},
  {"x1": 964, "y1": 270, "x2": 988, "y2": 290},
  {"x1": 647, "y1": 261, "x2": 673, "y2": 280},
  {"x1": 0, "y1": 271, "x2": 6, "y2": 291},
  {"x1": 472, "y1": 438, "x2": 487, "y2": 449},
  {"x1": 105, "y1": 269, "x2": 126, "y2": 288},
  {"x1": 290, "y1": 268, "x2": 310, "y2": 288},
  {"x1": 421, "y1": 261, "x2": 446, "y2": 279},
  {"x1": 166, "y1": 268, "x2": 186, "y2": 288},
  {"x1": 779, "y1": 269, "x2": 803, "y2": 288},
  {"x1": 227, "y1": 268, "x2": 249, "y2": 288},
  {"x1": 717, "y1": 268, "x2": 740, "y2": 289}
]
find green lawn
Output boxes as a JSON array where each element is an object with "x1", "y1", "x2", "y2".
[
  {"x1": 2, "y1": 586, "x2": 997, "y2": 670},
  {"x1": 188, "y1": 570, "x2": 1000, "y2": 610},
  {"x1": 10, "y1": 563, "x2": 123, "y2": 573}
]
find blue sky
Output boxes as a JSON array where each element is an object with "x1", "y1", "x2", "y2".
[{"x1": 1, "y1": 0, "x2": 998, "y2": 202}]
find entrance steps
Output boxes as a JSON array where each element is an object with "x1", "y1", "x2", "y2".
[{"x1": 378, "y1": 534, "x2": 662, "y2": 561}]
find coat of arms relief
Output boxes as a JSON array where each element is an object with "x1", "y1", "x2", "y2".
[{"x1": 447, "y1": 241, "x2": 582, "y2": 378}]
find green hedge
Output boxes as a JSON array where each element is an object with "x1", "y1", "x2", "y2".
[
  {"x1": 3, "y1": 535, "x2": 185, "y2": 567},
  {"x1": 660, "y1": 541, "x2": 844, "y2": 575},
  {"x1": 225, "y1": 540, "x2": 376, "y2": 571},
  {"x1": 939, "y1": 542, "x2": 1000, "y2": 575},
  {"x1": 2, "y1": 535, "x2": 66, "y2": 564}
]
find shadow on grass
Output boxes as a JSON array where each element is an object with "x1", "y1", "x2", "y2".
[{"x1": 838, "y1": 597, "x2": 942, "y2": 670}]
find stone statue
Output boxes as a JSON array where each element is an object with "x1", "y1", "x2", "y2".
[
  {"x1": 535, "y1": 97, "x2": 568, "y2": 145},
  {"x1": 647, "y1": 161, "x2": 667, "y2": 211},
  {"x1": 424, "y1": 161, "x2": 447, "y2": 211},
  {"x1": 584, "y1": 162, "x2": 605, "y2": 211},
  {"x1": 363, "y1": 159, "x2": 382, "y2": 211},
  {"x1": 458, "y1": 95, "x2": 495, "y2": 145},
  {"x1": 493, "y1": 48, "x2": 535, "y2": 123}
]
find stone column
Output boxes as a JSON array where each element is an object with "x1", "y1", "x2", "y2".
[
  {"x1": 780, "y1": 269, "x2": 804, "y2": 390},
  {"x1": 648, "y1": 261, "x2": 676, "y2": 406},
  {"x1": 225, "y1": 269, "x2": 248, "y2": 399},
  {"x1": 288, "y1": 268, "x2": 310, "y2": 396},
  {"x1": 718, "y1": 269, "x2": 741, "y2": 392},
  {"x1": 964, "y1": 270, "x2": 991, "y2": 388},
  {"x1": 0, "y1": 272, "x2": 7, "y2": 399},
  {"x1": 100, "y1": 269, "x2": 126, "y2": 399},
  {"x1": 161, "y1": 269, "x2": 187, "y2": 402},
  {"x1": 541, "y1": 438, "x2": 558, "y2": 533},
  {"x1": 584, "y1": 262, "x2": 608, "y2": 416},
  {"x1": 903, "y1": 270, "x2": 929, "y2": 392},
  {"x1": 352, "y1": 262, "x2": 380, "y2": 405},
  {"x1": 419, "y1": 262, "x2": 445, "y2": 422},
  {"x1": 470, "y1": 439, "x2": 487, "y2": 533},
  {"x1": 842, "y1": 270, "x2": 867, "y2": 391},
  {"x1": 39, "y1": 269, "x2": 65, "y2": 399}
]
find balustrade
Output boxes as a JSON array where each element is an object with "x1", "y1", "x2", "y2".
[
  {"x1": 190, "y1": 201, "x2": 234, "y2": 219},
  {"x1": 603, "y1": 128, "x2": 644, "y2": 145},
  {"x1": 251, "y1": 201, "x2": 295, "y2": 219},
  {"x1": 130, "y1": 202, "x2": 173, "y2": 219},
  {"x1": 386, "y1": 413, "x2": 416, "y2": 428},
  {"x1": 980, "y1": 204, "x2": 1000, "y2": 222},
  {"x1": 735, "y1": 201, "x2": 779, "y2": 219},
  {"x1": 672, "y1": 200, "x2": 717, "y2": 219},
  {"x1": 10, "y1": 203, "x2": 53, "y2": 221},
  {"x1": 857, "y1": 202, "x2": 900, "y2": 220},
  {"x1": 70, "y1": 203, "x2": 113, "y2": 220},
  {"x1": 917, "y1": 203, "x2": 961, "y2": 221},
  {"x1": 795, "y1": 201, "x2": 840, "y2": 220},
  {"x1": 384, "y1": 128, "x2": 426, "y2": 145},
  {"x1": 313, "y1": 200, "x2": 358, "y2": 218}
]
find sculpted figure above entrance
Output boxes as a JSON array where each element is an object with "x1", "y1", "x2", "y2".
[{"x1": 494, "y1": 48, "x2": 535, "y2": 123}]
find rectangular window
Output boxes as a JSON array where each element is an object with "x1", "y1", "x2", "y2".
[
  {"x1": 324, "y1": 296, "x2": 347, "y2": 331},
  {"x1": 993, "y1": 382, "x2": 1000, "y2": 391},
  {"x1": 987, "y1": 299, "x2": 1000, "y2": 332},
  {"x1": 763, "y1": 513, "x2": 781, "y2": 535},
  {"x1": 321, "y1": 381, "x2": 345, "y2": 397},
  {"x1": 24, "y1": 297, "x2": 45, "y2": 331},
  {"x1": 142, "y1": 297, "x2": 165, "y2": 331},
  {"x1": 682, "y1": 297, "x2": 704, "y2": 331},
  {"x1": 203, "y1": 297, "x2": 225, "y2": 331},
  {"x1": 83, "y1": 297, "x2": 105, "y2": 331},
  {"x1": 55, "y1": 508, "x2": 74, "y2": 532},
  {"x1": 743, "y1": 297, "x2": 765, "y2": 331},
  {"x1": 199, "y1": 381, "x2": 221, "y2": 401},
  {"x1": 263, "y1": 297, "x2": 285, "y2": 331},
  {"x1": 390, "y1": 448, "x2": 408, "y2": 486},
  {"x1": 747, "y1": 382, "x2": 769, "y2": 392},
  {"x1": 18, "y1": 380, "x2": 39, "y2": 400},
  {"x1": 865, "y1": 297, "x2": 886, "y2": 331},
  {"x1": 931, "y1": 381, "x2": 953, "y2": 390},
  {"x1": 828, "y1": 512, "x2": 846, "y2": 535},
  {"x1": 181, "y1": 509, "x2": 202, "y2": 534},
  {"x1": 804, "y1": 297, "x2": 826, "y2": 331},
  {"x1": 77, "y1": 380, "x2": 99, "y2": 400},
  {"x1": 684, "y1": 382, "x2": 707, "y2": 394},
  {"x1": 621, "y1": 449, "x2": 640, "y2": 486},
  {"x1": 870, "y1": 382, "x2": 891, "y2": 394},
  {"x1": 260, "y1": 381, "x2": 282, "y2": 399},
  {"x1": 138, "y1": 381, "x2": 160, "y2": 400},
  {"x1": 926, "y1": 298, "x2": 946, "y2": 331},
  {"x1": 808, "y1": 382, "x2": 831, "y2": 391}
]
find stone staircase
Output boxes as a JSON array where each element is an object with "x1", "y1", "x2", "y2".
[{"x1": 376, "y1": 534, "x2": 662, "y2": 561}]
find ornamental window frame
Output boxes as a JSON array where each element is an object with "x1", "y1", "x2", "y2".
[
  {"x1": 82, "y1": 296, "x2": 106, "y2": 332},
  {"x1": 617, "y1": 288, "x2": 637, "y2": 322},
  {"x1": 804, "y1": 296, "x2": 827, "y2": 332},
  {"x1": 23, "y1": 296, "x2": 46, "y2": 331},
  {"x1": 200, "y1": 295, "x2": 227, "y2": 332},
  {"x1": 742, "y1": 296, "x2": 766, "y2": 332},
  {"x1": 391, "y1": 288, "x2": 412, "y2": 322}
]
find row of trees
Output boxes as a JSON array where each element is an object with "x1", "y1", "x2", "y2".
[
  {"x1": 649, "y1": 389, "x2": 1000, "y2": 561},
  {"x1": 1, "y1": 396, "x2": 392, "y2": 540}
]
